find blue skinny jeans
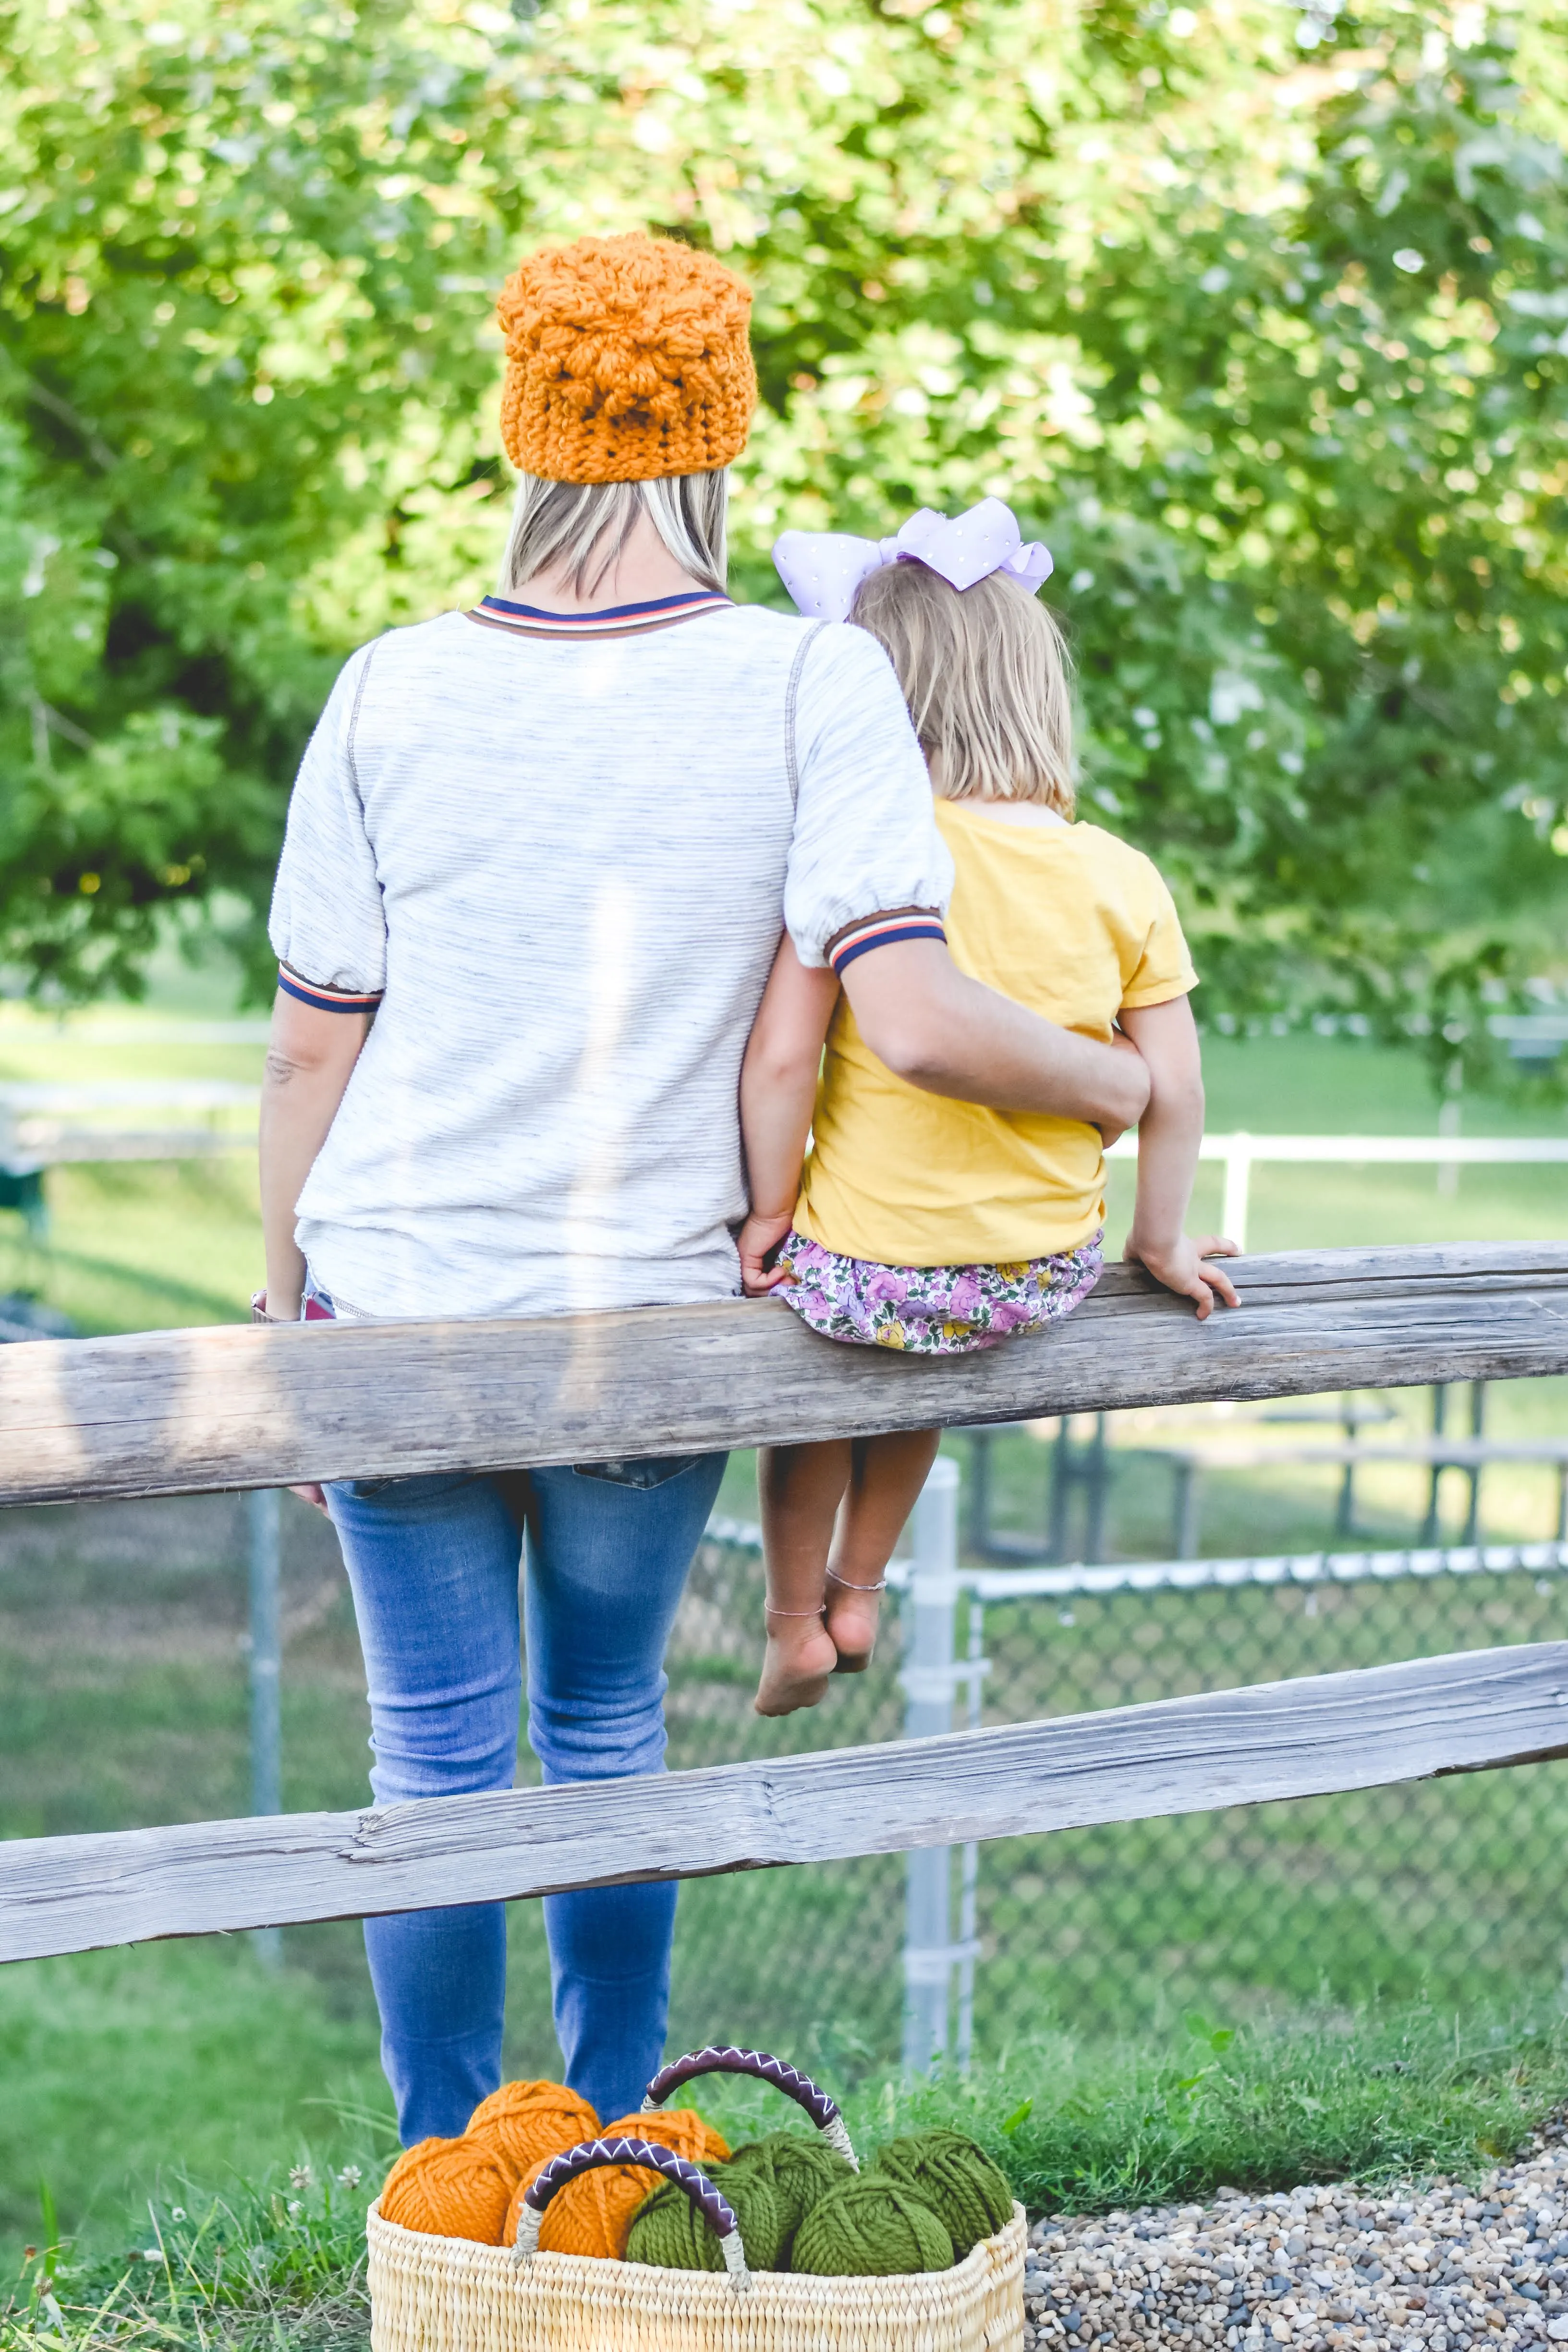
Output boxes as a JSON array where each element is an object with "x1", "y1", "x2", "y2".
[{"x1": 326, "y1": 1451, "x2": 727, "y2": 2143}]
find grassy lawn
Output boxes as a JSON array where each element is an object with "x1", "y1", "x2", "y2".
[
  {"x1": 9, "y1": 2001, "x2": 1568, "y2": 2352},
  {"x1": 5, "y1": 993, "x2": 1568, "y2": 2281}
]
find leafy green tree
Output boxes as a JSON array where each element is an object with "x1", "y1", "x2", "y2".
[
  {"x1": 1, "y1": 0, "x2": 1564, "y2": 1077},
  {"x1": 0, "y1": 0, "x2": 510, "y2": 993}
]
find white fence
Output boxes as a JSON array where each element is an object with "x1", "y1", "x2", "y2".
[
  {"x1": 1106, "y1": 1132, "x2": 1568, "y2": 1250},
  {"x1": 2, "y1": 1096, "x2": 1564, "y2": 1252},
  {"x1": 0, "y1": 1079, "x2": 260, "y2": 1188}
]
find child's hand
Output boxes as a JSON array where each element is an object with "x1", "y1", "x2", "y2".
[
  {"x1": 1123, "y1": 1231, "x2": 1241, "y2": 1320},
  {"x1": 738, "y1": 1210, "x2": 797, "y2": 1297}
]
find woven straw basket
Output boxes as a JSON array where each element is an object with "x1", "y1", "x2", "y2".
[{"x1": 366, "y1": 2047, "x2": 1026, "y2": 2352}]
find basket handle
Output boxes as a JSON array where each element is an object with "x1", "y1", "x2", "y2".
[
  {"x1": 510, "y1": 2136, "x2": 750, "y2": 2293},
  {"x1": 642, "y1": 2048, "x2": 859, "y2": 2170}
]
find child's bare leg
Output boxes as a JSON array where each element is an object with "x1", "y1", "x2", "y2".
[
  {"x1": 755, "y1": 1439, "x2": 852, "y2": 1716},
  {"x1": 825, "y1": 1428, "x2": 941, "y2": 1673}
]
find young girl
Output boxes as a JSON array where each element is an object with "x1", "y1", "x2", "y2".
[{"x1": 738, "y1": 501, "x2": 1240, "y2": 1716}]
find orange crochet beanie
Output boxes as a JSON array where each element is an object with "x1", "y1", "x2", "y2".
[
  {"x1": 379, "y1": 2133, "x2": 517, "y2": 2243},
  {"x1": 496, "y1": 232, "x2": 756, "y2": 485},
  {"x1": 466, "y1": 2079, "x2": 600, "y2": 2179},
  {"x1": 501, "y1": 2108, "x2": 731, "y2": 2259}
]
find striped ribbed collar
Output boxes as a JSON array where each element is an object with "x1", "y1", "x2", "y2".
[{"x1": 469, "y1": 588, "x2": 732, "y2": 640}]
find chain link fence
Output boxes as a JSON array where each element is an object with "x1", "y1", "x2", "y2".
[
  {"x1": 654, "y1": 1439, "x2": 1568, "y2": 2073},
  {"x1": 8, "y1": 1406, "x2": 1568, "y2": 2084}
]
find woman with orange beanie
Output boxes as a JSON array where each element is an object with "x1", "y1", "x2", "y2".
[{"x1": 256, "y1": 231, "x2": 1146, "y2": 2146}]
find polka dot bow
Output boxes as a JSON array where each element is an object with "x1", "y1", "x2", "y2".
[{"x1": 772, "y1": 497, "x2": 1053, "y2": 621}]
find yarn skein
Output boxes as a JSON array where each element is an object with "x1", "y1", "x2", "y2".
[
  {"x1": 872, "y1": 2130, "x2": 1014, "y2": 2260},
  {"x1": 379, "y1": 2134, "x2": 517, "y2": 2244},
  {"x1": 625, "y1": 2164, "x2": 783, "y2": 2274},
  {"x1": 721, "y1": 2134, "x2": 854, "y2": 2259},
  {"x1": 791, "y1": 2178, "x2": 955, "y2": 2278},
  {"x1": 466, "y1": 2081, "x2": 600, "y2": 2181},
  {"x1": 495, "y1": 233, "x2": 756, "y2": 485},
  {"x1": 501, "y1": 2110, "x2": 731, "y2": 2259}
]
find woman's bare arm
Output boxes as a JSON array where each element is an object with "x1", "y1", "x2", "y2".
[
  {"x1": 259, "y1": 989, "x2": 368, "y2": 1321},
  {"x1": 737, "y1": 935, "x2": 839, "y2": 1295},
  {"x1": 1118, "y1": 994, "x2": 1239, "y2": 1320}
]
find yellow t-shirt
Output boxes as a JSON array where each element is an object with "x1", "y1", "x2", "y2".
[{"x1": 794, "y1": 800, "x2": 1197, "y2": 1266}]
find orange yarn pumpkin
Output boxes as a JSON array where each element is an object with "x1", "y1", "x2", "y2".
[
  {"x1": 501, "y1": 2109, "x2": 731, "y2": 2259},
  {"x1": 466, "y1": 2080, "x2": 600, "y2": 2179},
  {"x1": 495, "y1": 232, "x2": 756, "y2": 486},
  {"x1": 379, "y1": 2133, "x2": 517, "y2": 2243}
]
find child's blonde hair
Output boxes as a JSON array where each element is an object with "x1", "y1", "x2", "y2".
[{"x1": 849, "y1": 558, "x2": 1074, "y2": 812}]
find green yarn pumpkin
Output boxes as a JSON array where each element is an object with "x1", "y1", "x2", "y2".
[
  {"x1": 625, "y1": 2163, "x2": 783, "y2": 2274},
  {"x1": 722, "y1": 2134, "x2": 854, "y2": 2259},
  {"x1": 790, "y1": 2178, "x2": 954, "y2": 2278},
  {"x1": 871, "y1": 2130, "x2": 1014, "y2": 2260}
]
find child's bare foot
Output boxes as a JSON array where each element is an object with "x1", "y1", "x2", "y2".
[
  {"x1": 825, "y1": 1572, "x2": 884, "y2": 1674},
  {"x1": 754, "y1": 1612, "x2": 838, "y2": 1715}
]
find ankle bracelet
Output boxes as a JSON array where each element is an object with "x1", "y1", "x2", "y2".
[
  {"x1": 826, "y1": 1569, "x2": 887, "y2": 1593},
  {"x1": 765, "y1": 1602, "x2": 827, "y2": 1618}
]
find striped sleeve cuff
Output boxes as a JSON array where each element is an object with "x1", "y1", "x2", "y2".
[
  {"x1": 827, "y1": 913, "x2": 948, "y2": 976},
  {"x1": 277, "y1": 964, "x2": 384, "y2": 1013}
]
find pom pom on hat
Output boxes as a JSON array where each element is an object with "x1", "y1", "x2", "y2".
[
  {"x1": 496, "y1": 232, "x2": 757, "y2": 485},
  {"x1": 791, "y1": 2176, "x2": 955, "y2": 2277},
  {"x1": 871, "y1": 2130, "x2": 1014, "y2": 2260},
  {"x1": 379, "y1": 2134, "x2": 517, "y2": 2243},
  {"x1": 501, "y1": 2110, "x2": 731, "y2": 2259},
  {"x1": 466, "y1": 2080, "x2": 600, "y2": 2180},
  {"x1": 625, "y1": 2161, "x2": 783, "y2": 2273}
]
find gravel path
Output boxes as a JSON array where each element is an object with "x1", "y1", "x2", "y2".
[{"x1": 1024, "y1": 2119, "x2": 1568, "y2": 2352}]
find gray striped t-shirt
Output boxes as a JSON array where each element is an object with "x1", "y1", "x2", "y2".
[{"x1": 268, "y1": 597, "x2": 953, "y2": 1321}]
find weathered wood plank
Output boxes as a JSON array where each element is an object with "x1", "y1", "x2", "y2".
[
  {"x1": 2, "y1": 1244, "x2": 1567, "y2": 1506},
  {"x1": 6, "y1": 1642, "x2": 1568, "y2": 1964}
]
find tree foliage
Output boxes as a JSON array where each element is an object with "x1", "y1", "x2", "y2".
[{"x1": 0, "y1": 0, "x2": 1565, "y2": 1065}]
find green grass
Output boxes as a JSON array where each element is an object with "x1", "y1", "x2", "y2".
[
  {"x1": 8, "y1": 2000, "x2": 1568, "y2": 2352},
  {"x1": 0, "y1": 1945, "x2": 392, "y2": 2266}
]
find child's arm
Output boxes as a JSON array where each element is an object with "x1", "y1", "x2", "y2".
[
  {"x1": 738, "y1": 934, "x2": 840, "y2": 1296},
  {"x1": 1118, "y1": 995, "x2": 1240, "y2": 1321}
]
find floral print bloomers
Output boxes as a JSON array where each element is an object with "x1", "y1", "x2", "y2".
[{"x1": 775, "y1": 1231, "x2": 1104, "y2": 1354}]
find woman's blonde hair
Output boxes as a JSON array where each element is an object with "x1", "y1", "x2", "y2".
[
  {"x1": 849, "y1": 558, "x2": 1074, "y2": 811},
  {"x1": 499, "y1": 469, "x2": 729, "y2": 599}
]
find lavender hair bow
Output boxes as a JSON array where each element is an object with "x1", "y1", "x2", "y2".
[{"x1": 773, "y1": 497, "x2": 1053, "y2": 622}]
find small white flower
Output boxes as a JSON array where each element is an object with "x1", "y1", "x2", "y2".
[
  {"x1": 143, "y1": 2248, "x2": 162, "y2": 2263},
  {"x1": 288, "y1": 2200, "x2": 303, "y2": 2218},
  {"x1": 290, "y1": 2165, "x2": 314, "y2": 2193},
  {"x1": 338, "y1": 2167, "x2": 363, "y2": 2191},
  {"x1": 170, "y1": 2209, "x2": 186, "y2": 2223}
]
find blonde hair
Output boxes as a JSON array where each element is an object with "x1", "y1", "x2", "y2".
[
  {"x1": 849, "y1": 558, "x2": 1074, "y2": 811},
  {"x1": 499, "y1": 469, "x2": 729, "y2": 599}
]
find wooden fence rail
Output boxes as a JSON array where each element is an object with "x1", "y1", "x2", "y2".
[
  {"x1": 4, "y1": 1242, "x2": 1568, "y2": 1506},
  {"x1": 6, "y1": 1642, "x2": 1568, "y2": 1964}
]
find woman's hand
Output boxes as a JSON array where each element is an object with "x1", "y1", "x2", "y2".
[
  {"x1": 1094, "y1": 1030, "x2": 1149, "y2": 1149},
  {"x1": 738, "y1": 1210, "x2": 797, "y2": 1296},
  {"x1": 250, "y1": 1287, "x2": 332, "y2": 1513},
  {"x1": 1123, "y1": 1231, "x2": 1241, "y2": 1320}
]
